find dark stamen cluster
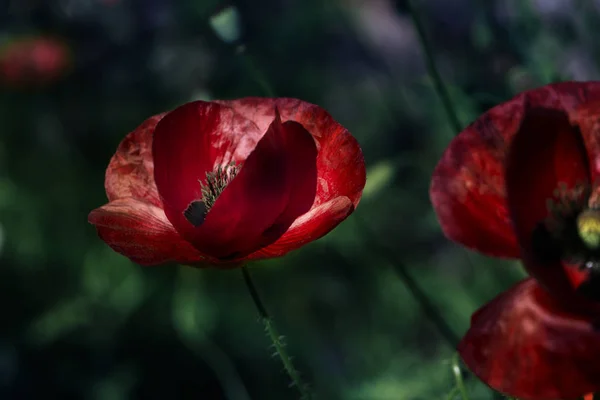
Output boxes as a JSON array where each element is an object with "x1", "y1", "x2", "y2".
[
  {"x1": 201, "y1": 161, "x2": 241, "y2": 211},
  {"x1": 183, "y1": 161, "x2": 241, "y2": 227},
  {"x1": 532, "y1": 182, "x2": 597, "y2": 269}
]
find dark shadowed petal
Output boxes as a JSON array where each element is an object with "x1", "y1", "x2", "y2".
[
  {"x1": 570, "y1": 100, "x2": 600, "y2": 198},
  {"x1": 256, "y1": 120, "x2": 318, "y2": 243},
  {"x1": 88, "y1": 198, "x2": 208, "y2": 266},
  {"x1": 459, "y1": 278, "x2": 600, "y2": 400},
  {"x1": 246, "y1": 196, "x2": 354, "y2": 260},
  {"x1": 157, "y1": 109, "x2": 318, "y2": 259},
  {"x1": 105, "y1": 113, "x2": 166, "y2": 207},
  {"x1": 430, "y1": 95, "x2": 525, "y2": 259},
  {"x1": 430, "y1": 82, "x2": 600, "y2": 259},
  {"x1": 505, "y1": 107, "x2": 589, "y2": 300},
  {"x1": 216, "y1": 97, "x2": 366, "y2": 209},
  {"x1": 152, "y1": 101, "x2": 264, "y2": 229}
]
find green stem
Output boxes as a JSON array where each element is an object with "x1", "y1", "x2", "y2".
[
  {"x1": 446, "y1": 386, "x2": 460, "y2": 400},
  {"x1": 406, "y1": 0, "x2": 463, "y2": 134},
  {"x1": 241, "y1": 266, "x2": 312, "y2": 399},
  {"x1": 354, "y1": 215, "x2": 460, "y2": 348},
  {"x1": 452, "y1": 353, "x2": 469, "y2": 400}
]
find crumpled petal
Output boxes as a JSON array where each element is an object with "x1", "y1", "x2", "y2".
[
  {"x1": 569, "y1": 100, "x2": 600, "y2": 201},
  {"x1": 431, "y1": 82, "x2": 600, "y2": 260},
  {"x1": 105, "y1": 113, "x2": 166, "y2": 207},
  {"x1": 151, "y1": 101, "x2": 264, "y2": 220},
  {"x1": 88, "y1": 198, "x2": 207, "y2": 266},
  {"x1": 246, "y1": 196, "x2": 353, "y2": 260},
  {"x1": 216, "y1": 97, "x2": 366, "y2": 209},
  {"x1": 154, "y1": 104, "x2": 318, "y2": 259},
  {"x1": 505, "y1": 107, "x2": 590, "y2": 303},
  {"x1": 459, "y1": 278, "x2": 600, "y2": 400}
]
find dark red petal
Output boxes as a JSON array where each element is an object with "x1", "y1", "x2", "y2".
[
  {"x1": 506, "y1": 107, "x2": 589, "y2": 300},
  {"x1": 192, "y1": 115, "x2": 317, "y2": 259},
  {"x1": 570, "y1": 100, "x2": 600, "y2": 202},
  {"x1": 105, "y1": 113, "x2": 166, "y2": 207},
  {"x1": 246, "y1": 196, "x2": 353, "y2": 260},
  {"x1": 152, "y1": 101, "x2": 264, "y2": 224},
  {"x1": 430, "y1": 97, "x2": 525, "y2": 258},
  {"x1": 88, "y1": 198, "x2": 208, "y2": 266},
  {"x1": 155, "y1": 107, "x2": 318, "y2": 259},
  {"x1": 256, "y1": 119, "x2": 318, "y2": 242},
  {"x1": 459, "y1": 278, "x2": 600, "y2": 400},
  {"x1": 215, "y1": 97, "x2": 366, "y2": 209},
  {"x1": 431, "y1": 82, "x2": 600, "y2": 259}
]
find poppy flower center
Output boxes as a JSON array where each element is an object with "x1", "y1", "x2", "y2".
[
  {"x1": 533, "y1": 182, "x2": 599, "y2": 267},
  {"x1": 183, "y1": 161, "x2": 241, "y2": 227},
  {"x1": 532, "y1": 182, "x2": 600, "y2": 300}
]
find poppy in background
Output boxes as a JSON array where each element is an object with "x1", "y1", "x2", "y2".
[
  {"x1": 431, "y1": 82, "x2": 600, "y2": 400},
  {"x1": 0, "y1": 36, "x2": 71, "y2": 87},
  {"x1": 89, "y1": 98, "x2": 366, "y2": 266}
]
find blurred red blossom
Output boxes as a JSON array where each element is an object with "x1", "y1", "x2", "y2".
[
  {"x1": 431, "y1": 81, "x2": 600, "y2": 400},
  {"x1": 89, "y1": 98, "x2": 366, "y2": 267},
  {"x1": 0, "y1": 36, "x2": 71, "y2": 86}
]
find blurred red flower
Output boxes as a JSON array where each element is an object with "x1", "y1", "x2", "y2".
[
  {"x1": 0, "y1": 37, "x2": 70, "y2": 86},
  {"x1": 89, "y1": 98, "x2": 366, "y2": 266},
  {"x1": 431, "y1": 81, "x2": 600, "y2": 400}
]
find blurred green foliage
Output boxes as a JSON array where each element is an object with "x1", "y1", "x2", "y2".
[{"x1": 0, "y1": 0, "x2": 595, "y2": 399}]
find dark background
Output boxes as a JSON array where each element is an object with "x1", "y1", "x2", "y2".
[{"x1": 1, "y1": 0, "x2": 596, "y2": 399}]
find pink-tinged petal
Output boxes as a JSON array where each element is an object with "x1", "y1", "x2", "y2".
[
  {"x1": 88, "y1": 198, "x2": 208, "y2": 266},
  {"x1": 459, "y1": 278, "x2": 600, "y2": 400},
  {"x1": 215, "y1": 97, "x2": 366, "y2": 209},
  {"x1": 155, "y1": 107, "x2": 318, "y2": 259},
  {"x1": 505, "y1": 107, "x2": 589, "y2": 301},
  {"x1": 430, "y1": 81, "x2": 600, "y2": 259},
  {"x1": 105, "y1": 113, "x2": 166, "y2": 207},
  {"x1": 152, "y1": 101, "x2": 263, "y2": 223},
  {"x1": 246, "y1": 196, "x2": 353, "y2": 260}
]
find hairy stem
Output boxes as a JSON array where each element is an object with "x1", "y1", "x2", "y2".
[{"x1": 242, "y1": 266, "x2": 312, "y2": 399}]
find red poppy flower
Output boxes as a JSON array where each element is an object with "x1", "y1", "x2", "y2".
[
  {"x1": 0, "y1": 37, "x2": 71, "y2": 86},
  {"x1": 430, "y1": 82, "x2": 600, "y2": 400},
  {"x1": 88, "y1": 98, "x2": 366, "y2": 266}
]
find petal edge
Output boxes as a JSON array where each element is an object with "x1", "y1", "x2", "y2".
[
  {"x1": 88, "y1": 198, "x2": 207, "y2": 266},
  {"x1": 460, "y1": 278, "x2": 600, "y2": 400}
]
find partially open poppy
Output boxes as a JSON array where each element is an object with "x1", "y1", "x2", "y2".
[
  {"x1": 89, "y1": 98, "x2": 366, "y2": 266},
  {"x1": 431, "y1": 82, "x2": 600, "y2": 400}
]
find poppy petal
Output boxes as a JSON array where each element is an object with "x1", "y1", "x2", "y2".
[
  {"x1": 570, "y1": 100, "x2": 600, "y2": 194},
  {"x1": 246, "y1": 196, "x2": 354, "y2": 260},
  {"x1": 88, "y1": 198, "x2": 207, "y2": 265},
  {"x1": 105, "y1": 113, "x2": 166, "y2": 207},
  {"x1": 505, "y1": 107, "x2": 589, "y2": 299},
  {"x1": 430, "y1": 96, "x2": 525, "y2": 258},
  {"x1": 216, "y1": 97, "x2": 366, "y2": 208},
  {"x1": 152, "y1": 101, "x2": 264, "y2": 225},
  {"x1": 431, "y1": 82, "x2": 600, "y2": 259},
  {"x1": 155, "y1": 106, "x2": 318, "y2": 259},
  {"x1": 189, "y1": 114, "x2": 317, "y2": 259},
  {"x1": 459, "y1": 278, "x2": 600, "y2": 400}
]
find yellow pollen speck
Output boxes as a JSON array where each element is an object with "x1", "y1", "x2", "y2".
[{"x1": 577, "y1": 209, "x2": 600, "y2": 249}]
